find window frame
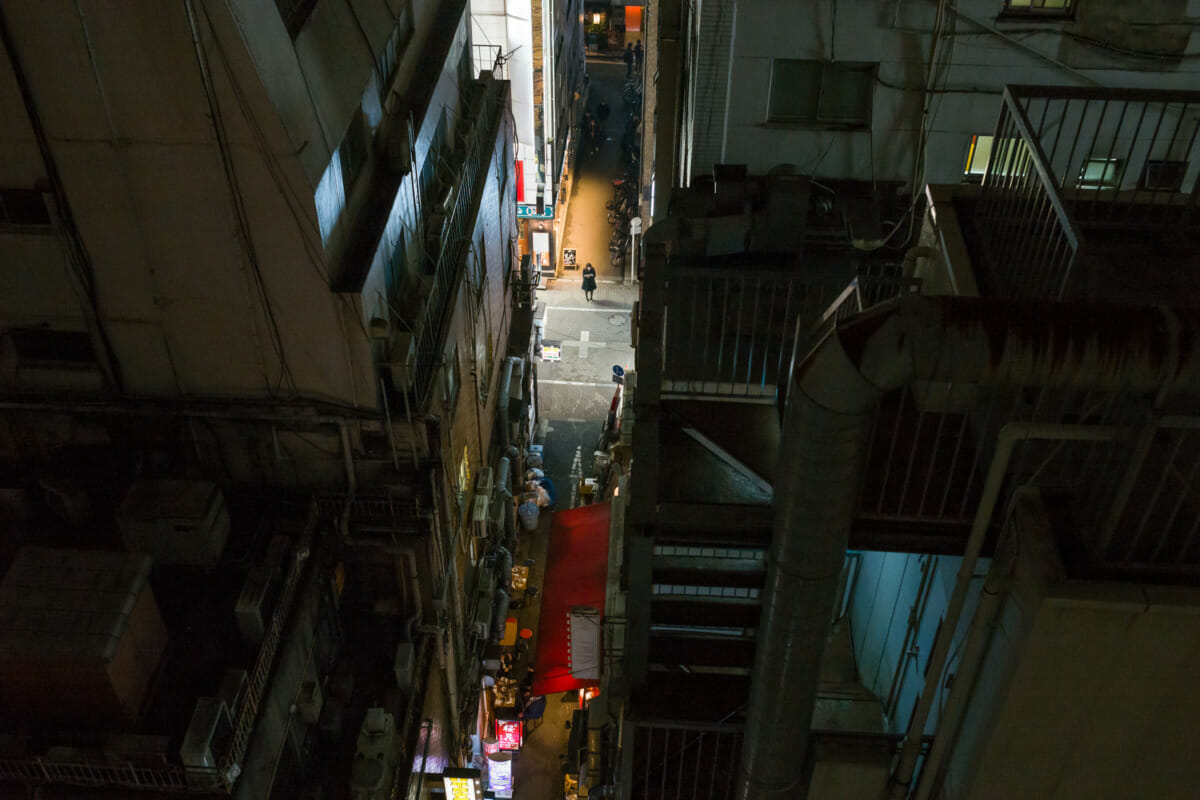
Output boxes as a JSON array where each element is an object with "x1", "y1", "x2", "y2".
[
  {"x1": 1139, "y1": 159, "x2": 1187, "y2": 192},
  {"x1": 1077, "y1": 157, "x2": 1122, "y2": 189},
  {"x1": 0, "y1": 188, "x2": 52, "y2": 228},
  {"x1": 998, "y1": 0, "x2": 1076, "y2": 21},
  {"x1": 375, "y1": 3, "x2": 415, "y2": 98},
  {"x1": 766, "y1": 59, "x2": 877, "y2": 129}
]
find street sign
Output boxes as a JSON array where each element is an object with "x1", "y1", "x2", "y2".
[
  {"x1": 612, "y1": 365, "x2": 625, "y2": 384},
  {"x1": 517, "y1": 204, "x2": 553, "y2": 219}
]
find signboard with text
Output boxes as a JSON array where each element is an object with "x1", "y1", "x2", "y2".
[
  {"x1": 496, "y1": 719, "x2": 523, "y2": 750},
  {"x1": 518, "y1": 204, "x2": 553, "y2": 219}
]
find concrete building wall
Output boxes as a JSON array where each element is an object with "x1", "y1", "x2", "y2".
[
  {"x1": 0, "y1": 1, "x2": 379, "y2": 407},
  {"x1": 471, "y1": 0, "x2": 537, "y2": 203},
  {"x1": 847, "y1": 551, "x2": 988, "y2": 737},
  {"x1": 681, "y1": 0, "x2": 1200, "y2": 187},
  {"x1": 939, "y1": 495, "x2": 1200, "y2": 800}
]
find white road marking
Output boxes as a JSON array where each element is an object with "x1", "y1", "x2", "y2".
[
  {"x1": 564, "y1": 330, "x2": 607, "y2": 358},
  {"x1": 540, "y1": 380, "x2": 616, "y2": 387}
]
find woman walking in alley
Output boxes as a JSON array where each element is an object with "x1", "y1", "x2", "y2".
[{"x1": 581, "y1": 263, "x2": 597, "y2": 302}]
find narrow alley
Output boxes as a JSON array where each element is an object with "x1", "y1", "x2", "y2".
[{"x1": 502, "y1": 53, "x2": 637, "y2": 800}]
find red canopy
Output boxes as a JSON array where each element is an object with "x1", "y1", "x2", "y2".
[{"x1": 531, "y1": 502, "x2": 611, "y2": 695}]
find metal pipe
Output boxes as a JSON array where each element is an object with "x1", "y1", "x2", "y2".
[
  {"x1": 901, "y1": 246, "x2": 938, "y2": 279},
  {"x1": 496, "y1": 357, "x2": 519, "y2": 452},
  {"x1": 911, "y1": 491, "x2": 1032, "y2": 800},
  {"x1": 737, "y1": 294, "x2": 1199, "y2": 800},
  {"x1": 886, "y1": 422, "x2": 1117, "y2": 799},
  {"x1": 402, "y1": 548, "x2": 423, "y2": 642}
]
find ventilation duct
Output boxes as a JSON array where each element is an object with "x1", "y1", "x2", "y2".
[{"x1": 737, "y1": 295, "x2": 1200, "y2": 799}]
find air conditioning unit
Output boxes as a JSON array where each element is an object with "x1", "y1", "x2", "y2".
[
  {"x1": 394, "y1": 641, "x2": 416, "y2": 691},
  {"x1": 389, "y1": 332, "x2": 417, "y2": 393},
  {"x1": 235, "y1": 566, "x2": 277, "y2": 643},
  {"x1": 180, "y1": 697, "x2": 234, "y2": 772},
  {"x1": 117, "y1": 479, "x2": 230, "y2": 567}
]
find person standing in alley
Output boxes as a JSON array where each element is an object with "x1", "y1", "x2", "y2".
[
  {"x1": 633, "y1": 40, "x2": 643, "y2": 74},
  {"x1": 623, "y1": 42, "x2": 634, "y2": 78},
  {"x1": 582, "y1": 263, "x2": 597, "y2": 302}
]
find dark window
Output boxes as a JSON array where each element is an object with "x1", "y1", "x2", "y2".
[
  {"x1": 275, "y1": 0, "x2": 319, "y2": 39},
  {"x1": 8, "y1": 329, "x2": 94, "y2": 364},
  {"x1": 458, "y1": 42, "x2": 474, "y2": 87},
  {"x1": 376, "y1": 4, "x2": 415, "y2": 94},
  {"x1": 0, "y1": 188, "x2": 51, "y2": 226},
  {"x1": 339, "y1": 112, "x2": 369, "y2": 193},
  {"x1": 1140, "y1": 160, "x2": 1187, "y2": 191},
  {"x1": 767, "y1": 60, "x2": 875, "y2": 127},
  {"x1": 386, "y1": 233, "x2": 408, "y2": 308},
  {"x1": 1000, "y1": 0, "x2": 1074, "y2": 18}
]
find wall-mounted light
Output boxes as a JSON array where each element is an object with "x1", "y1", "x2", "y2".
[{"x1": 593, "y1": 12, "x2": 601, "y2": 23}]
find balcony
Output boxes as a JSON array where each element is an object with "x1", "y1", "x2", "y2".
[
  {"x1": 403, "y1": 76, "x2": 509, "y2": 407},
  {"x1": 973, "y1": 85, "x2": 1200, "y2": 302}
]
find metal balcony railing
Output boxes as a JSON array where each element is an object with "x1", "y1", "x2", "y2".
[
  {"x1": 658, "y1": 268, "x2": 842, "y2": 402},
  {"x1": 409, "y1": 77, "x2": 508, "y2": 407},
  {"x1": 976, "y1": 85, "x2": 1200, "y2": 300}
]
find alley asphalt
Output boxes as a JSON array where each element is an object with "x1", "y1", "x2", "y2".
[{"x1": 505, "y1": 55, "x2": 637, "y2": 800}]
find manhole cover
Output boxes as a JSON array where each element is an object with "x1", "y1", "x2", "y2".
[{"x1": 609, "y1": 314, "x2": 627, "y2": 326}]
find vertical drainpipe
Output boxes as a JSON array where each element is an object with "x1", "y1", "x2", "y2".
[{"x1": 737, "y1": 295, "x2": 1196, "y2": 800}]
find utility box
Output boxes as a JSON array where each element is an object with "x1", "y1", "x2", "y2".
[
  {"x1": 180, "y1": 696, "x2": 234, "y2": 772},
  {"x1": 393, "y1": 642, "x2": 415, "y2": 691},
  {"x1": 0, "y1": 547, "x2": 167, "y2": 726},
  {"x1": 235, "y1": 566, "x2": 277, "y2": 643},
  {"x1": 117, "y1": 479, "x2": 230, "y2": 567}
]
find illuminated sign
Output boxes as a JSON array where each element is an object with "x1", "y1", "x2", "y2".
[
  {"x1": 442, "y1": 768, "x2": 483, "y2": 800},
  {"x1": 487, "y1": 756, "x2": 513, "y2": 798},
  {"x1": 517, "y1": 204, "x2": 553, "y2": 219},
  {"x1": 496, "y1": 719, "x2": 523, "y2": 750}
]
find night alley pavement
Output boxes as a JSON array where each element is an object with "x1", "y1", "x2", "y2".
[
  {"x1": 561, "y1": 58, "x2": 635, "y2": 282},
  {"x1": 509, "y1": 64, "x2": 639, "y2": 786},
  {"x1": 509, "y1": 276, "x2": 634, "y2": 799}
]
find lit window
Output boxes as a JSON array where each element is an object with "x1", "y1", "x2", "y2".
[
  {"x1": 767, "y1": 60, "x2": 875, "y2": 127},
  {"x1": 963, "y1": 134, "x2": 1029, "y2": 182},
  {"x1": 1078, "y1": 157, "x2": 1121, "y2": 188},
  {"x1": 1001, "y1": 0, "x2": 1074, "y2": 18}
]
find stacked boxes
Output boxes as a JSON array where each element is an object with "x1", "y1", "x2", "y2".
[{"x1": 0, "y1": 547, "x2": 167, "y2": 725}]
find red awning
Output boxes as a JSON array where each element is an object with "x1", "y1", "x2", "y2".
[{"x1": 532, "y1": 502, "x2": 611, "y2": 695}]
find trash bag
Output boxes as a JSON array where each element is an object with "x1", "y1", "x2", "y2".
[
  {"x1": 526, "y1": 468, "x2": 545, "y2": 481},
  {"x1": 538, "y1": 477, "x2": 556, "y2": 506},
  {"x1": 534, "y1": 485, "x2": 551, "y2": 508},
  {"x1": 518, "y1": 501, "x2": 540, "y2": 531}
]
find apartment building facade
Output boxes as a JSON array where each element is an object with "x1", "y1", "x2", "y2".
[
  {"x1": 471, "y1": 0, "x2": 586, "y2": 272},
  {"x1": 0, "y1": 1, "x2": 531, "y2": 797},
  {"x1": 595, "y1": 2, "x2": 1200, "y2": 798}
]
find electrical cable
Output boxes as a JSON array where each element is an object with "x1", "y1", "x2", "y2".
[
  {"x1": 0, "y1": 6, "x2": 126, "y2": 393},
  {"x1": 187, "y1": 1, "x2": 298, "y2": 396}
]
